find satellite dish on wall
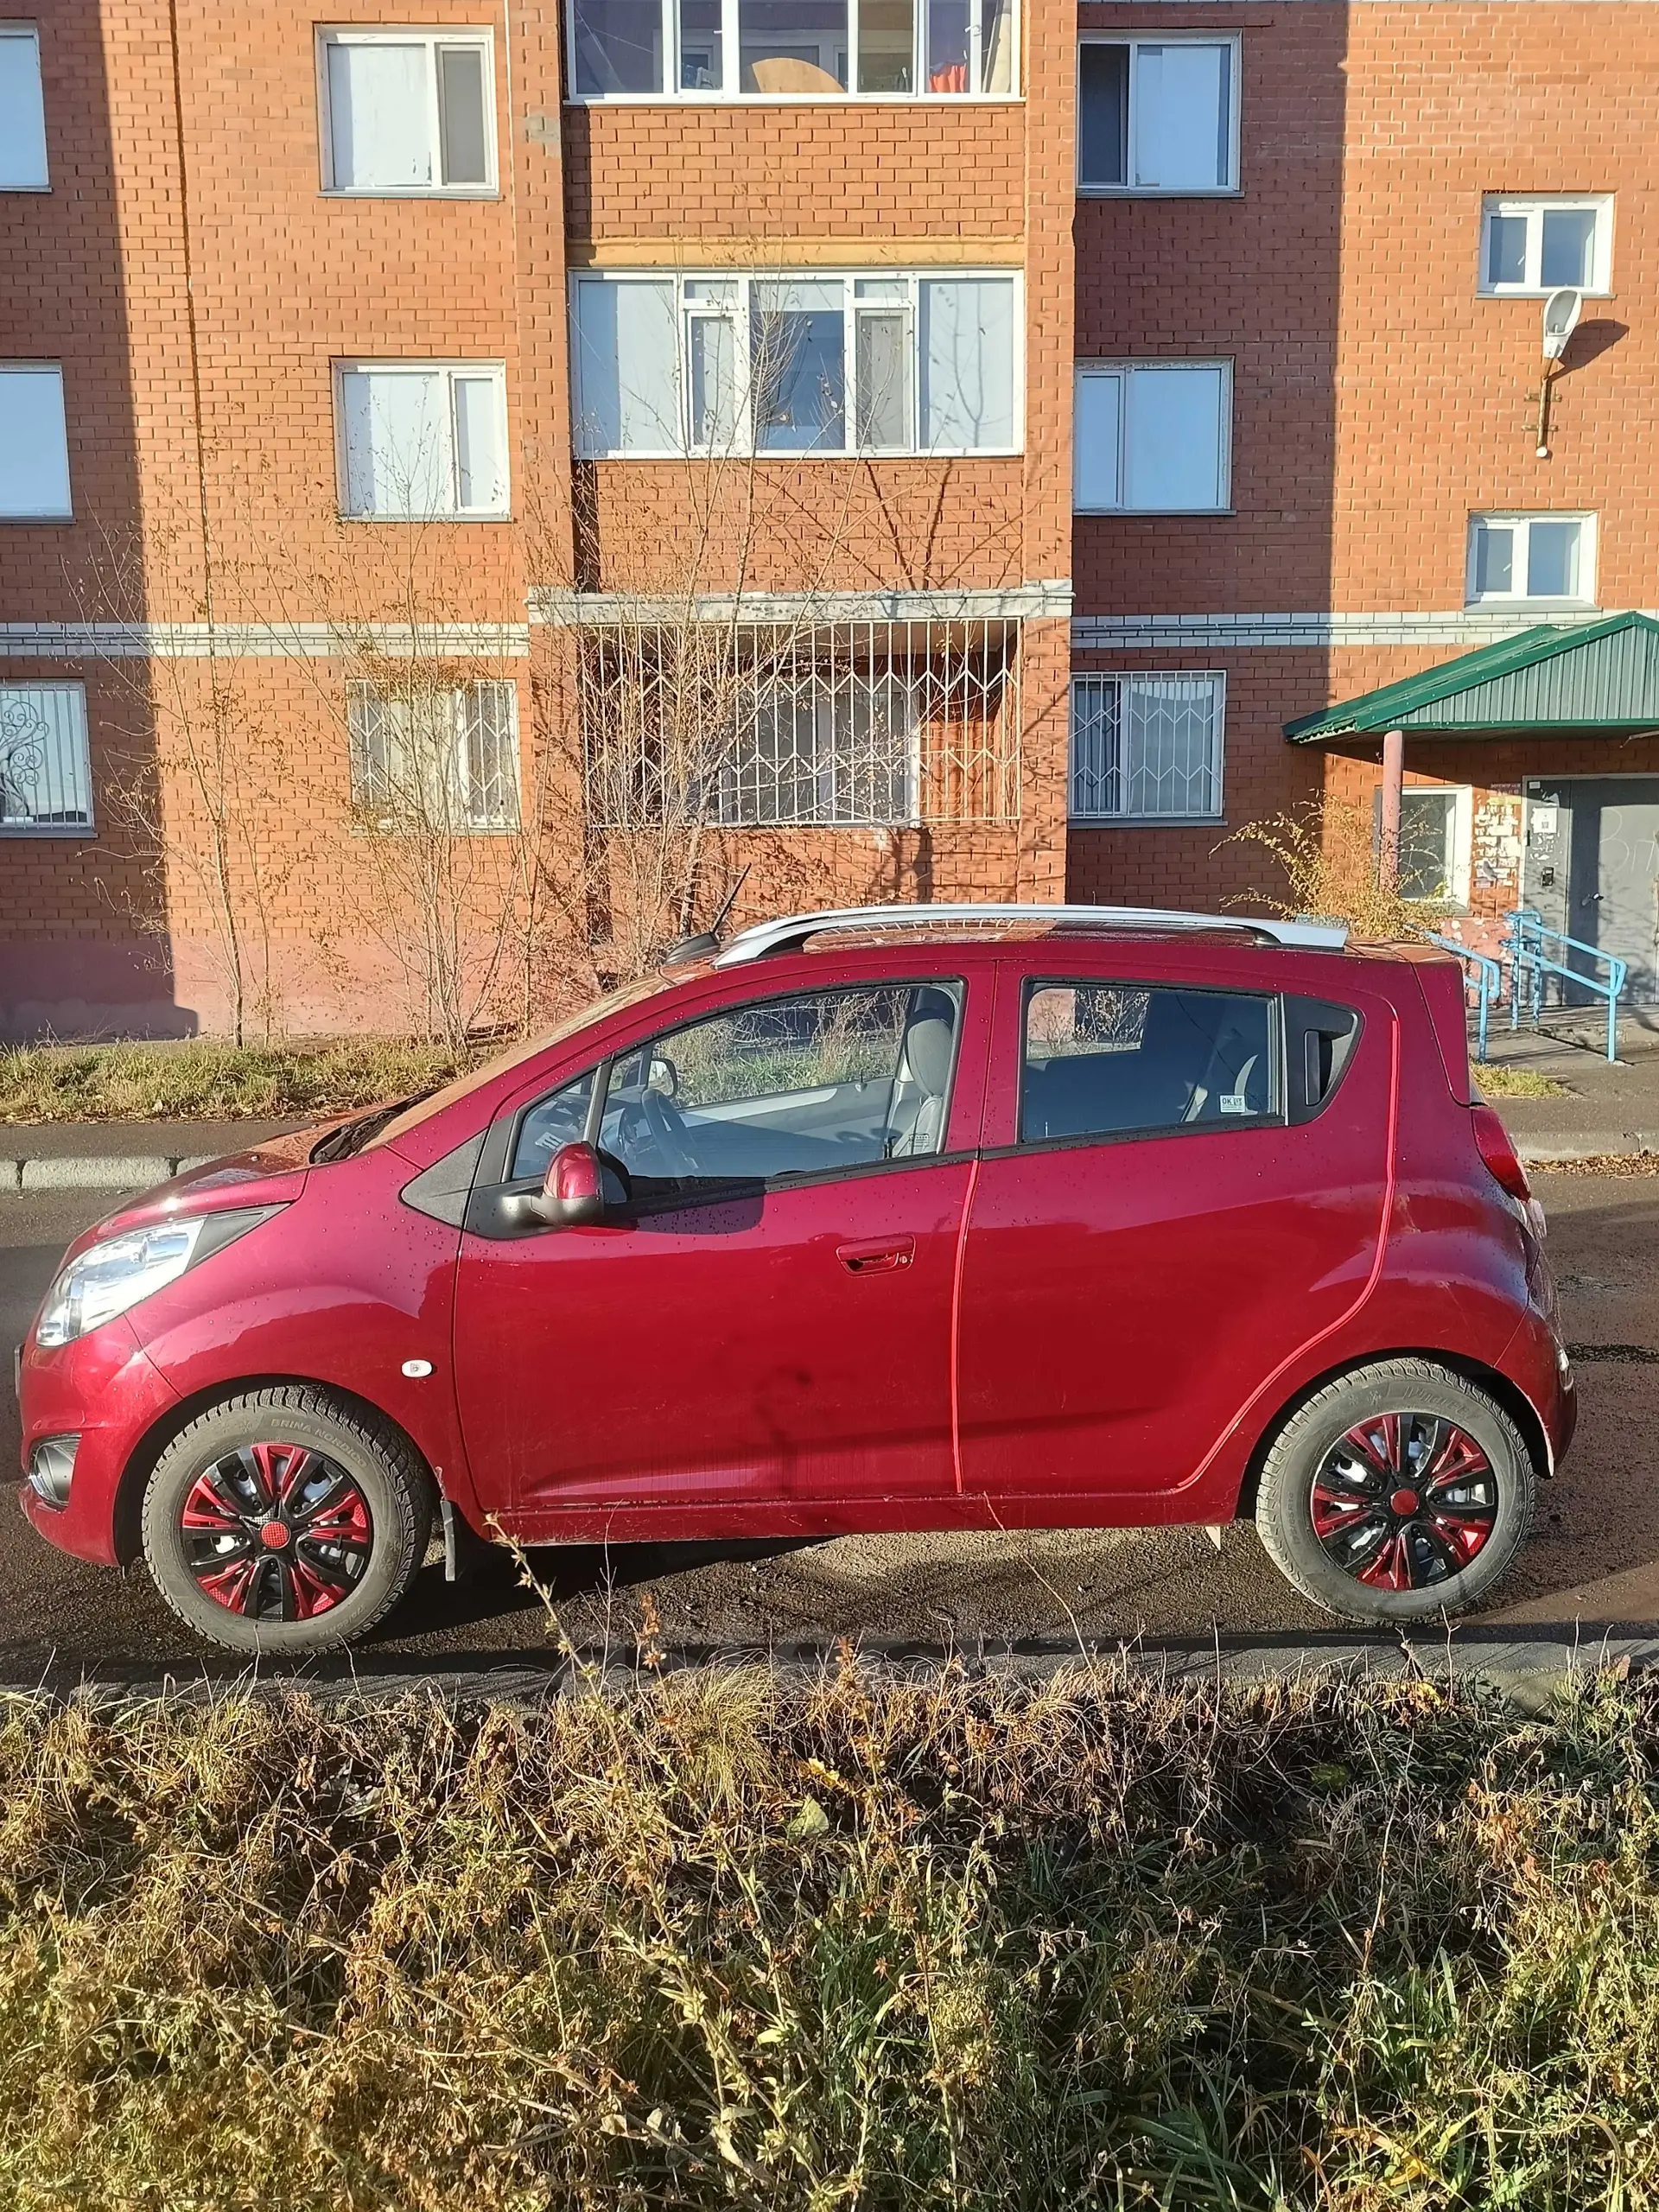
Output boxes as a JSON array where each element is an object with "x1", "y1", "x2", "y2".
[{"x1": 1542, "y1": 287, "x2": 1583, "y2": 361}]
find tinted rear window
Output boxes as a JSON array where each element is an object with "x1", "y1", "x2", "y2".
[{"x1": 1022, "y1": 983, "x2": 1275, "y2": 1141}]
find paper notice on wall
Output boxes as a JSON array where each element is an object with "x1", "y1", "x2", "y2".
[{"x1": 1530, "y1": 804, "x2": 1560, "y2": 838}]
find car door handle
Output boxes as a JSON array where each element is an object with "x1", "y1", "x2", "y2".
[{"x1": 836, "y1": 1237, "x2": 914, "y2": 1274}]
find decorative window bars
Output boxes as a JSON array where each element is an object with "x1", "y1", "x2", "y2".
[{"x1": 580, "y1": 618, "x2": 1020, "y2": 827}]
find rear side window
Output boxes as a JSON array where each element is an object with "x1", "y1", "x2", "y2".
[{"x1": 1021, "y1": 982, "x2": 1275, "y2": 1141}]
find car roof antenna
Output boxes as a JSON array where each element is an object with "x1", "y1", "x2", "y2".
[{"x1": 658, "y1": 865, "x2": 750, "y2": 967}]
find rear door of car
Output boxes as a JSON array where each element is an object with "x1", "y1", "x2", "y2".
[
  {"x1": 451, "y1": 962, "x2": 991, "y2": 1522},
  {"x1": 954, "y1": 947, "x2": 1396, "y2": 1504}
]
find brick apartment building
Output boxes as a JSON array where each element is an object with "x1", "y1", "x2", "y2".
[{"x1": 1, "y1": 1, "x2": 1656, "y2": 1036}]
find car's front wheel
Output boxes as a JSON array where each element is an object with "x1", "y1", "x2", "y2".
[
  {"x1": 1253, "y1": 1360, "x2": 1535, "y2": 1623},
  {"x1": 141, "y1": 1386, "x2": 433, "y2": 1655}
]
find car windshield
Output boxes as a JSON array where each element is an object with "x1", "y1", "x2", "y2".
[{"x1": 363, "y1": 974, "x2": 679, "y2": 1153}]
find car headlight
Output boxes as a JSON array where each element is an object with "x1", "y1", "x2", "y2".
[{"x1": 35, "y1": 1205, "x2": 283, "y2": 1349}]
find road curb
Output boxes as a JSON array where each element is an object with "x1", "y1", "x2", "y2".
[
  {"x1": 2, "y1": 1154, "x2": 220, "y2": 1192},
  {"x1": 0, "y1": 1631, "x2": 1654, "y2": 1711}
]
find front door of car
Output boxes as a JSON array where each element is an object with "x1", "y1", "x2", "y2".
[
  {"x1": 452, "y1": 976, "x2": 982, "y2": 1522},
  {"x1": 955, "y1": 966, "x2": 1395, "y2": 1503}
]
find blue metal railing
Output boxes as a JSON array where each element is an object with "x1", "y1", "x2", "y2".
[
  {"x1": 1422, "y1": 931, "x2": 1502, "y2": 1064},
  {"x1": 1501, "y1": 906, "x2": 1628, "y2": 1064}
]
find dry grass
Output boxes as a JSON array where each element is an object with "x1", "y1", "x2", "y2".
[
  {"x1": 0, "y1": 1039, "x2": 472, "y2": 1123},
  {"x1": 1476, "y1": 1065, "x2": 1570, "y2": 1100},
  {"x1": 2, "y1": 1663, "x2": 1658, "y2": 2209},
  {"x1": 1532, "y1": 1152, "x2": 1659, "y2": 1177}
]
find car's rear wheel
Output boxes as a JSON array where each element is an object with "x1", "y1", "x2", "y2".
[
  {"x1": 141, "y1": 1387, "x2": 433, "y2": 1656},
  {"x1": 1253, "y1": 1360, "x2": 1535, "y2": 1623}
]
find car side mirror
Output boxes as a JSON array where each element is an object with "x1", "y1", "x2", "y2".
[{"x1": 501, "y1": 1140, "x2": 608, "y2": 1229}]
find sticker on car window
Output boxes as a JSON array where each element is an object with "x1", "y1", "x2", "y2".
[{"x1": 1220, "y1": 1092, "x2": 1249, "y2": 1116}]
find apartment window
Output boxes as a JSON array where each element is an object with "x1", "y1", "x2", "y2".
[
  {"x1": 1467, "y1": 513, "x2": 1594, "y2": 604},
  {"x1": 0, "y1": 364, "x2": 70, "y2": 518},
  {"x1": 720, "y1": 677, "x2": 919, "y2": 823},
  {"x1": 1480, "y1": 197, "x2": 1611, "y2": 296},
  {"x1": 1073, "y1": 362, "x2": 1230, "y2": 512},
  {"x1": 1070, "y1": 674, "x2": 1224, "y2": 821},
  {"x1": 0, "y1": 684, "x2": 92, "y2": 832},
  {"x1": 1384, "y1": 787, "x2": 1471, "y2": 906},
  {"x1": 1077, "y1": 37, "x2": 1237, "y2": 193},
  {"x1": 347, "y1": 680, "x2": 519, "y2": 830},
  {"x1": 318, "y1": 29, "x2": 494, "y2": 193},
  {"x1": 0, "y1": 25, "x2": 48, "y2": 189},
  {"x1": 337, "y1": 363, "x2": 509, "y2": 518},
  {"x1": 568, "y1": 0, "x2": 1015, "y2": 97},
  {"x1": 570, "y1": 270, "x2": 1019, "y2": 457}
]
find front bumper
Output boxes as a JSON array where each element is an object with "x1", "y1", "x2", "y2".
[{"x1": 16, "y1": 1317, "x2": 181, "y2": 1567}]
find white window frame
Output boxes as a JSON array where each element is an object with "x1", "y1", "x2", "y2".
[
  {"x1": 0, "y1": 360, "x2": 71, "y2": 520},
  {"x1": 316, "y1": 26, "x2": 498, "y2": 196},
  {"x1": 1076, "y1": 35, "x2": 1241, "y2": 196},
  {"x1": 569, "y1": 269, "x2": 1023, "y2": 460},
  {"x1": 1072, "y1": 360, "x2": 1232, "y2": 513},
  {"x1": 346, "y1": 678, "x2": 521, "y2": 832},
  {"x1": 1478, "y1": 195, "x2": 1612, "y2": 297},
  {"x1": 334, "y1": 360, "x2": 511, "y2": 520},
  {"x1": 0, "y1": 23, "x2": 48, "y2": 192},
  {"x1": 1068, "y1": 671, "x2": 1225, "y2": 823},
  {"x1": 1386, "y1": 784, "x2": 1472, "y2": 907},
  {"x1": 565, "y1": 0, "x2": 1020, "y2": 102},
  {"x1": 1465, "y1": 512, "x2": 1597, "y2": 607},
  {"x1": 0, "y1": 680, "x2": 92, "y2": 835}
]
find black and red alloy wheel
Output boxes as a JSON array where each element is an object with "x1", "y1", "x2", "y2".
[
  {"x1": 181, "y1": 1440, "x2": 373, "y2": 1622},
  {"x1": 1310, "y1": 1411, "x2": 1497, "y2": 1592}
]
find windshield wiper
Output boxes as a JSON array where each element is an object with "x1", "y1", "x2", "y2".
[{"x1": 309, "y1": 1091, "x2": 433, "y2": 1164}]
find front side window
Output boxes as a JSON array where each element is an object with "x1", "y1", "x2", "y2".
[
  {"x1": 512, "y1": 982, "x2": 963, "y2": 1185},
  {"x1": 347, "y1": 679, "x2": 519, "y2": 830},
  {"x1": 569, "y1": 0, "x2": 1014, "y2": 97},
  {"x1": 0, "y1": 362, "x2": 70, "y2": 518},
  {"x1": 1077, "y1": 37, "x2": 1237, "y2": 193},
  {"x1": 0, "y1": 25, "x2": 48, "y2": 189},
  {"x1": 1466, "y1": 513, "x2": 1594, "y2": 604},
  {"x1": 337, "y1": 362, "x2": 510, "y2": 518},
  {"x1": 1070, "y1": 673, "x2": 1223, "y2": 822},
  {"x1": 0, "y1": 683, "x2": 92, "y2": 831},
  {"x1": 319, "y1": 29, "x2": 495, "y2": 192},
  {"x1": 1073, "y1": 361, "x2": 1230, "y2": 512},
  {"x1": 1022, "y1": 982, "x2": 1274, "y2": 1142},
  {"x1": 570, "y1": 270, "x2": 1018, "y2": 457},
  {"x1": 1479, "y1": 197, "x2": 1611, "y2": 296}
]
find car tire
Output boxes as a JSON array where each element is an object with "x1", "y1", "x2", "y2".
[
  {"x1": 141, "y1": 1386, "x2": 433, "y2": 1656},
  {"x1": 1253, "y1": 1360, "x2": 1535, "y2": 1624}
]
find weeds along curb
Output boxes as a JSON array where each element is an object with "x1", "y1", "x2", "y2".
[{"x1": 3, "y1": 1630, "x2": 1656, "y2": 1715}]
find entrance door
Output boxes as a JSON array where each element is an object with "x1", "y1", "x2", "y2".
[
  {"x1": 1564, "y1": 778, "x2": 1659, "y2": 1002},
  {"x1": 453, "y1": 978, "x2": 976, "y2": 1522}
]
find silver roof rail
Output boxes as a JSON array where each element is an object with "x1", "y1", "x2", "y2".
[{"x1": 713, "y1": 903, "x2": 1350, "y2": 966}]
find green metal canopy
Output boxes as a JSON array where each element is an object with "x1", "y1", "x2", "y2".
[{"x1": 1284, "y1": 611, "x2": 1659, "y2": 743}]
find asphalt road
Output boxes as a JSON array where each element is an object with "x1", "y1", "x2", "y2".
[{"x1": 2, "y1": 1173, "x2": 1656, "y2": 1674}]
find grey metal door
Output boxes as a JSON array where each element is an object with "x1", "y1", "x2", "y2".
[{"x1": 1564, "y1": 778, "x2": 1659, "y2": 1002}]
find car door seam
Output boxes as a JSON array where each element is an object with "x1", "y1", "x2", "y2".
[{"x1": 950, "y1": 1153, "x2": 981, "y2": 1496}]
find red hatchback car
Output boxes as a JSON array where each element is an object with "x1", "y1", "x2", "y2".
[{"x1": 18, "y1": 904, "x2": 1573, "y2": 1654}]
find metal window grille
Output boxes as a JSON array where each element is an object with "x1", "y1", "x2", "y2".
[
  {"x1": 582, "y1": 620, "x2": 1020, "y2": 828},
  {"x1": 0, "y1": 685, "x2": 92, "y2": 830},
  {"x1": 1070, "y1": 673, "x2": 1222, "y2": 821},
  {"x1": 347, "y1": 679, "x2": 519, "y2": 830}
]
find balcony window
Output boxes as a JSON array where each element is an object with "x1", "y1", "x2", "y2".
[
  {"x1": 318, "y1": 29, "x2": 495, "y2": 193},
  {"x1": 569, "y1": 0, "x2": 1015, "y2": 97},
  {"x1": 570, "y1": 270, "x2": 1018, "y2": 457},
  {"x1": 581, "y1": 620, "x2": 1020, "y2": 827}
]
